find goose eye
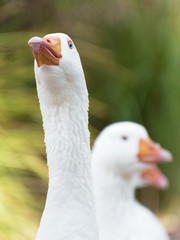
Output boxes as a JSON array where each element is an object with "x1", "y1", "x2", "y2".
[
  {"x1": 122, "y1": 136, "x2": 128, "y2": 140},
  {"x1": 68, "y1": 40, "x2": 73, "y2": 49}
]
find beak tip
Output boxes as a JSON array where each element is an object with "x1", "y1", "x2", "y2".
[
  {"x1": 158, "y1": 176, "x2": 169, "y2": 189},
  {"x1": 160, "y1": 149, "x2": 173, "y2": 163},
  {"x1": 28, "y1": 36, "x2": 42, "y2": 51}
]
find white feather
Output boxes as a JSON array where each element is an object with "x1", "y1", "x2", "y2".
[
  {"x1": 30, "y1": 33, "x2": 99, "y2": 240},
  {"x1": 92, "y1": 122, "x2": 169, "y2": 240}
]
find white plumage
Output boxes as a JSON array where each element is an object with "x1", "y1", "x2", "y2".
[
  {"x1": 92, "y1": 121, "x2": 171, "y2": 240},
  {"x1": 28, "y1": 33, "x2": 99, "y2": 240}
]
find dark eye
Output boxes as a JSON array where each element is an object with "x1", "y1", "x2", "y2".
[
  {"x1": 68, "y1": 40, "x2": 73, "y2": 49},
  {"x1": 122, "y1": 136, "x2": 128, "y2": 140}
]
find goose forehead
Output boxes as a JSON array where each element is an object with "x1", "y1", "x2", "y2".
[{"x1": 99, "y1": 122, "x2": 148, "y2": 141}]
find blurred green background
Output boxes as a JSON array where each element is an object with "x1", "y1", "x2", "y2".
[{"x1": 0, "y1": 0, "x2": 180, "y2": 239}]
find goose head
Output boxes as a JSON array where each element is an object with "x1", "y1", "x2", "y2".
[
  {"x1": 92, "y1": 122, "x2": 172, "y2": 188},
  {"x1": 28, "y1": 33, "x2": 87, "y2": 107}
]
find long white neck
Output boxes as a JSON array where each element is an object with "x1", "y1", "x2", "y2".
[
  {"x1": 35, "y1": 79, "x2": 98, "y2": 240},
  {"x1": 93, "y1": 166, "x2": 170, "y2": 240},
  {"x1": 93, "y1": 169, "x2": 135, "y2": 240}
]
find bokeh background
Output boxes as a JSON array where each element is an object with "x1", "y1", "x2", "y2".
[{"x1": 0, "y1": 0, "x2": 180, "y2": 239}]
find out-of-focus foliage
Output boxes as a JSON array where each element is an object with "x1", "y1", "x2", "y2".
[
  {"x1": 0, "y1": 32, "x2": 48, "y2": 240},
  {"x1": 0, "y1": 0, "x2": 180, "y2": 239}
]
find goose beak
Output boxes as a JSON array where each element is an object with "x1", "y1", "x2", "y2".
[
  {"x1": 141, "y1": 165, "x2": 168, "y2": 189},
  {"x1": 28, "y1": 36, "x2": 62, "y2": 67},
  {"x1": 138, "y1": 138, "x2": 172, "y2": 163}
]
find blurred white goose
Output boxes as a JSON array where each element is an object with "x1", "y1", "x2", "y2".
[
  {"x1": 28, "y1": 33, "x2": 99, "y2": 240},
  {"x1": 92, "y1": 122, "x2": 172, "y2": 240}
]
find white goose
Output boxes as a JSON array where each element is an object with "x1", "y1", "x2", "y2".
[
  {"x1": 92, "y1": 122, "x2": 172, "y2": 240},
  {"x1": 28, "y1": 33, "x2": 99, "y2": 240}
]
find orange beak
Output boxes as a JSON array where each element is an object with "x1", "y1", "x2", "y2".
[
  {"x1": 138, "y1": 138, "x2": 172, "y2": 163},
  {"x1": 141, "y1": 165, "x2": 168, "y2": 189},
  {"x1": 28, "y1": 36, "x2": 62, "y2": 67}
]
